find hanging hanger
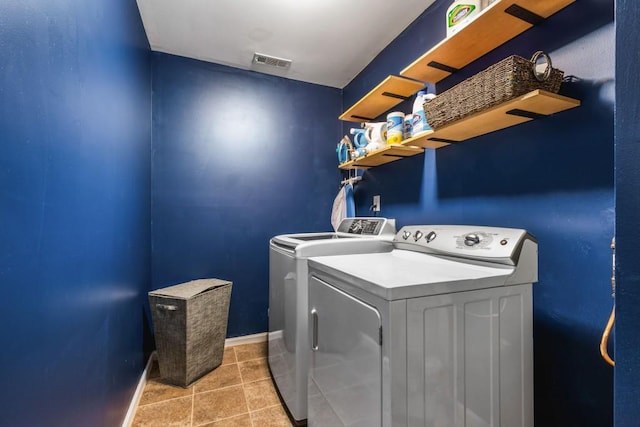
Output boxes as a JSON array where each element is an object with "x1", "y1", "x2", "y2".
[{"x1": 340, "y1": 168, "x2": 362, "y2": 186}]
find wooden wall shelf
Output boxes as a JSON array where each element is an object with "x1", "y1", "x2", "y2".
[
  {"x1": 403, "y1": 90, "x2": 580, "y2": 148},
  {"x1": 338, "y1": 90, "x2": 579, "y2": 169},
  {"x1": 336, "y1": 0, "x2": 579, "y2": 170},
  {"x1": 400, "y1": 0, "x2": 574, "y2": 83},
  {"x1": 338, "y1": 145, "x2": 424, "y2": 170},
  {"x1": 339, "y1": 76, "x2": 424, "y2": 123}
]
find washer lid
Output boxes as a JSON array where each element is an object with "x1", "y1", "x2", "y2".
[
  {"x1": 270, "y1": 217, "x2": 397, "y2": 253},
  {"x1": 308, "y1": 250, "x2": 515, "y2": 301},
  {"x1": 272, "y1": 234, "x2": 394, "y2": 258},
  {"x1": 271, "y1": 232, "x2": 357, "y2": 251}
]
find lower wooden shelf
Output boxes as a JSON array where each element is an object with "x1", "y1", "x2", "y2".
[
  {"x1": 337, "y1": 90, "x2": 580, "y2": 170},
  {"x1": 338, "y1": 145, "x2": 424, "y2": 170},
  {"x1": 404, "y1": 90, "x2": 580, "y2": 148}
]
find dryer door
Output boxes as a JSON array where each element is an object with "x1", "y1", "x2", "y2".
[{"x1": 309, "y1": 276, "x2": 382, "y2": 427}]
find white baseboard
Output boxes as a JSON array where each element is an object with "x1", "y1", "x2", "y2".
[
  {"x1": 122, "y1": 351, "x2": 156, "y2": 427},
  {"x1": 225, "y1": 331, "x2": 267, "y2": 347}
]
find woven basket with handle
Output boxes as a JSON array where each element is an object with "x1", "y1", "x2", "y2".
[{"x1": 424, "y1": 51, "x2": 564, "y2": 129}]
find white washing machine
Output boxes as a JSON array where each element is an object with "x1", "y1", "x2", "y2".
[
  {"x1": 269, "y1": 217, "x2": 397, "y2": 424},
  {"x1": 307, "y1": 225, "x2": 538, "y2": 427}
]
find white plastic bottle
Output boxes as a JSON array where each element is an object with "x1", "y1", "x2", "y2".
[
  {"x1": 412, "y1": 91, "x2": 436, "y2": 137},
  {"x1": 412, "y1": 91, "x2": 426, "y2": 137},
  {"x1": 446, "y1": 0, "x2": 481, "y2": 37}
]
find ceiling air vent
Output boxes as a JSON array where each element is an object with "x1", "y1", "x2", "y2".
[{"x1": 252, "y1": 53, "x2": 292, "y2": 70}]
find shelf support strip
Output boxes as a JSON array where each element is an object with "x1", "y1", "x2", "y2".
[
  {"x1": 351, "y1": 163, "x2": 381, "y2": 168},
  {"x1": 504, "y1": 4, "x2": 545, "y2": 26},
  {"x1": 382, "y1": 153, "x2": 414, "y2": 158},
  {"x1": 506, "y1": 108, "x2": 549, "y2": 120},
  {"x1": 427, "y1": 61, "x2": 459, "y2": 74},
  {"x1": 428, "y1": 137, "x2": 459, "y2": 144},
  {"x1": 351, "y1": 114, "x2": 376, "y2": 121},
  {"x1": 381, "y1": 91, "x2": 410, "y2": 100}
]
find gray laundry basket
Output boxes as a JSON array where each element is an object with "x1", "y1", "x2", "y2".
[{"x1": 149, "y1": 278, "x2": 232, "y2": 387}]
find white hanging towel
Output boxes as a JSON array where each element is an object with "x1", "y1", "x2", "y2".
[
  {"x1": 331, "y1": 183, "x2": 355, "y2": 231},
  {"x1": 331, "y1": 185, "x2": 347, "y2": 231}
]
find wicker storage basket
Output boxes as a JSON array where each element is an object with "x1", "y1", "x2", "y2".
[
  {"x1": 149, "y1": 278, "x2": 232, "y2": 387},
  {"x1": 424, "y1": 52, "x2": 564, "y2": 129}
]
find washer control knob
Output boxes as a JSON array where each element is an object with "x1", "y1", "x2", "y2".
[
  {"x1": 414, "y1": 230, "x2": 423, "y2": 242},
  {"x1": 402, "y1": 230, "x2": 412, "y2": 240},
  {"x1": 425, "y1": 231, "x2": 437, "y2": 243},
  {"x1": 464, "y1": 233, "x2": 480, "y2": 246},
  {"x1": 500, "y1": 239, "x2": 508, "y2": 246}
]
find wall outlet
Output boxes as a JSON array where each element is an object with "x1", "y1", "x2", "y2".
[{"x1": 372, "y1": 195, "x2": 381, "y2": 212}]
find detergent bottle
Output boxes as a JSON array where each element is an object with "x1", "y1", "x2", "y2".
[
  {"x1": 349, "y1": 128, "x2": 368, "y2": 158},
  {"x1": 410, "y1": 91, "x2": 428, "y2": 136},
  {"x1": 446, "y1": 0, "x2": 481, "y2": 37},
  {"x1": 412, "y1": 91, "x2": 437, "y2": 137}
]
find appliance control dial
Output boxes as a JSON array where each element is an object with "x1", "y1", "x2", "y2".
[
  {"x1": 464, "y1": 233, "x2": 481, "y2": 246},
  {"x1": 456, "y1": 231, "x2": 493, "y2": 249},
  {"x1": 414, "y1": 230, "x2": 423, "y2": 242},
  {"x1": 402, "y1": 230, "x2": 412, "y2": 240},
  {"x1": 425, "y1": 231, "x2": 437, "y2": 243}
]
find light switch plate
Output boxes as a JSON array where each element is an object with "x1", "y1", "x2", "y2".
[{"x1": 373, "y1": 195, "x2": 381, "y2": 212}]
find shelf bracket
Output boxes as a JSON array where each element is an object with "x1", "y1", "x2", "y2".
[
  {"x1": 504, "y1": 4, "x2": 545, "y2": 26},
  {"x1": 381, "y1": 91, "x2": 410, "y2": 100},
  {"x1": 506, "y1": 108, "x2": 549, "y2": 120},
  {"x1": 427, "y1": 61, "x2": 459, "y2": 74},
  {"x1": 382, "y1": 153, "x2": 414, "y2": 158},
  {"x1": 350, "y1": 163, "x2": 377, "y2": 168},
  {"x1": 428, "y1": 136, "x2": 460, "y2": 144},
  {"x1": 351, "y1": 114, "x2": 376, "y2": 121}
]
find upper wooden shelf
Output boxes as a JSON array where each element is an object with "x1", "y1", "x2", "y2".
[
  {"x1": 338, "y1": 144, "x2": 424, "y2": 170},
  {"x1": 400, "y1": 0, "x2": 575, "y2": 83},
  {"x1": 402, "y1": 90, "x2": 580, "y2": 148},
  {"x1": 339, "y1": 76, "x2": 425, "y2": 122}
]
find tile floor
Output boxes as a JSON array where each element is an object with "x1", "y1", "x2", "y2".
[{"x1": 131, "y1": 342, "x2": 295, "y2": 427}]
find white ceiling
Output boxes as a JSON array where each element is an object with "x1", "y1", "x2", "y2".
[{"x1": 136, "y1": 0, "x2": 436, "y2": 88}]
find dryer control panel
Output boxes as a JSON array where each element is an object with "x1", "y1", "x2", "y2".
[
  {"x1": 337, "y1": 217, "x2": 396, "y2": 236},
  {"x1": 394, "y1": 225, "x2": 537, "y2": 266}
]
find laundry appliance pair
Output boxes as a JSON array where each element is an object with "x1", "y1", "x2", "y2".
[{"x1": 270, "y1": 220, "x2": 538, "y2": 427}]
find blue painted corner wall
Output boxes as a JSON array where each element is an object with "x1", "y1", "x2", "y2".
[
  {"x1": 343, "y1": 0, "x2": 615, "y2": 425},
  {"x1": 4, "y1": 0, "x2": 637, "y2": 425},
  {"x1": 150, "y1": 53, "x2": 342, "y2": 337},
  {"x1": 0, "y1": 0, "x2": 151, "y2": 426}
]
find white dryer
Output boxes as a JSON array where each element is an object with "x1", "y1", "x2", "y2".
[
  {"x1": 269, "y1": 217, "x2": 397, "y2": 424},
  {"x1": 307, "y1": 225, "x2": 538, "y2": 427}
]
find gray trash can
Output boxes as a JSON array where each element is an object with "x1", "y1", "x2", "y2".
[{"x1": 149, "y1": 278, "x2": 232, "y2": 387}]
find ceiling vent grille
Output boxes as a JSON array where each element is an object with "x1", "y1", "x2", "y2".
[{"x1": 252, "y1": 53, "x2": 292, "y2": 69}]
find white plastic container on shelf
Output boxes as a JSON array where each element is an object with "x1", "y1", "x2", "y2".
[
  {"x1": 446, "y1": 0, "x2": 481, "y2": 37},
  {"x1": 411, "y1": 91, "x2": 436, "y2": 137},
  {"x1": 386, "y1": 112, "x2": 405, "y2": 144}
]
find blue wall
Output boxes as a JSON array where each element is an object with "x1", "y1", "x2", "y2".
[
  {"x1": 614, "y1": 0, "x2": 640, "y2": 424},
  {"x1": 344, "y1": 0, "x2": 615, "y2": 425},
  {"x1": 151, "y1": 53, "x2": 342, "y2": 337},
  {"x1": 0, "y1": 1, "x2": 151, "y2": 426}
]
